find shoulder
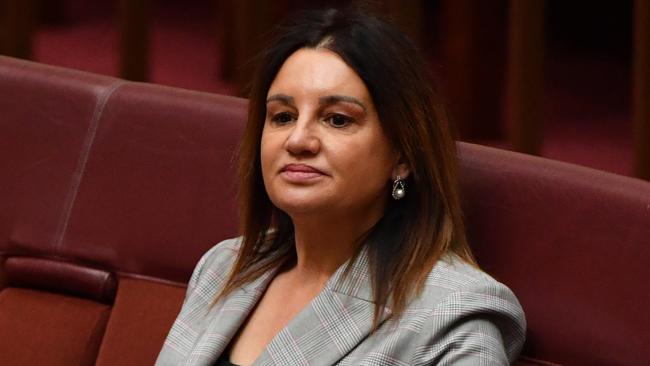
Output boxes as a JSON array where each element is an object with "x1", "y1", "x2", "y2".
[
  {"x1": 184, "y1": 237, "x2": 241, "y2": 299},
  {"x1": 190, "y1": 238, "x2": 240, "y2": 279},
  {"x1": 408, "y1": 255, "x2": 527, "y2": 364},
  {"x1": 421, "y1": 254, "x2": 520, "y2": 305},
  {"x1": 155, "y1": 237, "x2": 241, "y2": 365},
  {"x1": 195, "y1": 236, "x2": 241, "y2": 272}
]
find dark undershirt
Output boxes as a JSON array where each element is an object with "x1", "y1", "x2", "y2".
[{"x1": 214, "y1": 353, "x2": 239, "y2": 366}]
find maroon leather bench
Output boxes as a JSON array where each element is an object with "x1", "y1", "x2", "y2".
[
  {"x1": 0, "y1": 55, "x2": 245, "y2": 365},
  {"x1": 1, "y1": 56, "x2": 649, "y2": 365}
]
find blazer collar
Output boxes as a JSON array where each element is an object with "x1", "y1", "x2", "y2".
[
  {"x1": 253, "y1": 245, "x2": 392, "y2": 366},
  {"x1": 185, "y1": 268, "x2": 277, "y2": 366},
  {"x1": 188, "y1": 245, "x2": 391, "y2": 366}
]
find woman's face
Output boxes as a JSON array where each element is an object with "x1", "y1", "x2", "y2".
[{"x1": 261, "y1": 48, "x2": 403, "y2": 219}]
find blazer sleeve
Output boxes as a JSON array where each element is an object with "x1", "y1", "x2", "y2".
[{"x1": 413, "y1": 279, "x2": 526, "y2": 366}]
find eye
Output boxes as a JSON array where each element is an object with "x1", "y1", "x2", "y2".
[
  {"x1": 271, "y1": 112, "x2": 295, "y2": 124},
  {"x1": 325, "y1": 113, "x2": 353, "y2": 128}
]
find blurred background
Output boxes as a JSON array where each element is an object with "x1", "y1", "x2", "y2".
[{"x1": 1, "y1": 0, "x2": 648, "y2": 181}]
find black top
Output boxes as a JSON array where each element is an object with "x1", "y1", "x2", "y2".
[{"x1": 214, "y1": 353, "x2": 239, "y2": 366}]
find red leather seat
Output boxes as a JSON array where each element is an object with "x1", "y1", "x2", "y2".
[
  {"x1": 0, "y1": 55, "x2": 245, "y2": 365},
  {"x1": 1, "y1": 56, "x2": 648, "y2": 365},
  {"x1": 459, "y1": 143, "x2": 650, "y2": 365}
]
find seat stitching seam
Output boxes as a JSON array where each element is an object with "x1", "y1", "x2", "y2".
[{"x1": 52, "y1": 80, "x2": 124, "y2": 254}]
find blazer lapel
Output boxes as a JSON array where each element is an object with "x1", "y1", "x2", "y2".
[
  {"x1": 253, "y1": 247, "x2": 391, "y2": 366},
  {"x1": 185, "y1": 269, "x2": 276, "y2": 366}
]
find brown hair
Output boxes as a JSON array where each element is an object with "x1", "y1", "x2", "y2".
[{"x1": 219, "y1": 6, "x2": 476, "y2": 326}]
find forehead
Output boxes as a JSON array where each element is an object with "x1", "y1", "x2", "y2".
[{"x1": 268, "y1": 48, "x2": 371, "y2": 102}]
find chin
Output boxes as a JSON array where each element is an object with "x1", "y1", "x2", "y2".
[
  {"x1": 267, "y1": 185, "x2": 329, "y2": 210},
  {"x1": 270, "y1": 196, "x2": 331, "y2": 217}
]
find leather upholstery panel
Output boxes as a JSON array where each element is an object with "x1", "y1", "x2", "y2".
[
  {"x1": 4, "y1": 256, "x2": 116, "y2": 303},
  {"x1": 0, "y1": 256, "x2": 5, "y2": 289},
  {"x1": 95, "y1": 277, "x2": 186, "y2": 366},
  {"x1": 0, "y1": 56, "x2": 117, "y2": 258},
  {"x1": 0, "y1": 287, "x2": 110, "y2": 366},
  {"x1": 60, "y1": 83, "x2": 246, "y2": 283},
  {"x1": 458, "y1": 142, "x2": 650, "y2": 365}
]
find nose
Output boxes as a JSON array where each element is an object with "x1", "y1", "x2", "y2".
[{"x1": 284, "y1": 118, "x2": 320, "y2": 155}]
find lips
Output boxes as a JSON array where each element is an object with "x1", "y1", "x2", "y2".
[{"x1": 280, "y1": 163, "x2": 325, "y2": 181}]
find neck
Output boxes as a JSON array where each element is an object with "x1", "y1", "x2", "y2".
[{"x1": 286, "y1": 206, "x2": 384, "y2": 283}]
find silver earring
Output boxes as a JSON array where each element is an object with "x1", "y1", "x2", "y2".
[{"x1": 392, "y1": 175, "x2": 406, "y2": 200}]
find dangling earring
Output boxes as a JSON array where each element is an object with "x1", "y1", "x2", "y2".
[{"x1": 392, "y1": 175, "x2": 406, "y2": 200}]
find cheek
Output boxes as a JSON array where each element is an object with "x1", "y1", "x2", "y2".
[
  {"x1": 365, "y1": 140, "x2": 396, "y2": 189},
  {"x1": 260, "y1": 127, "x2": 278, "y2": 159},
  {"x1": 332, "y1": 138, "x2": 394, "y2": 190},
  {"x1": 260, "y1": 131, "x2": 277, "y2": 182}
]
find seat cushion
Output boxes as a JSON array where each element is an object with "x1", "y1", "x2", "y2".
[
  {"x1": 0, "y1": 287, "x2": 110, "y2": 365},
  {"x1": 95, "y1": 277, "x2": 186, "y2": 366}
]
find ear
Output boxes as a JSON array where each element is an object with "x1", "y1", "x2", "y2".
[{"x1": 392, "y1": 162, "x2": 410, "y2": 180}]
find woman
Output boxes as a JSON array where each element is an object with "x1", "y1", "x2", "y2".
[{"x1": 157, "y1": 7, "x2": 525, "y2": 366}]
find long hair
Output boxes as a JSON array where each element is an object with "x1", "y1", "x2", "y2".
[{"x1": 219, "y1": 6, "x2": 476, "y2": 326}]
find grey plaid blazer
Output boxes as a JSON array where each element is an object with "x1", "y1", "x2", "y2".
[{"x1": 156, "y1": 238, "x2": 526, "y2": 365}]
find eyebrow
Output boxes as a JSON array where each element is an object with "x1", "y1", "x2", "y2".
[
  {"x1": 266, "y1": 94, "x2": 294, "y2": 105},
  {"x1": 266, "y1": 94, "x2": 367, "y2": 112},
  {"x1": 319, "y1": 95, "x2": 367, "y2": 112}
]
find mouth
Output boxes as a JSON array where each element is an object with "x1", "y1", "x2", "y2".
[{"x1": 280, "y1": 163, "x2": 326, "y2": 181}]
